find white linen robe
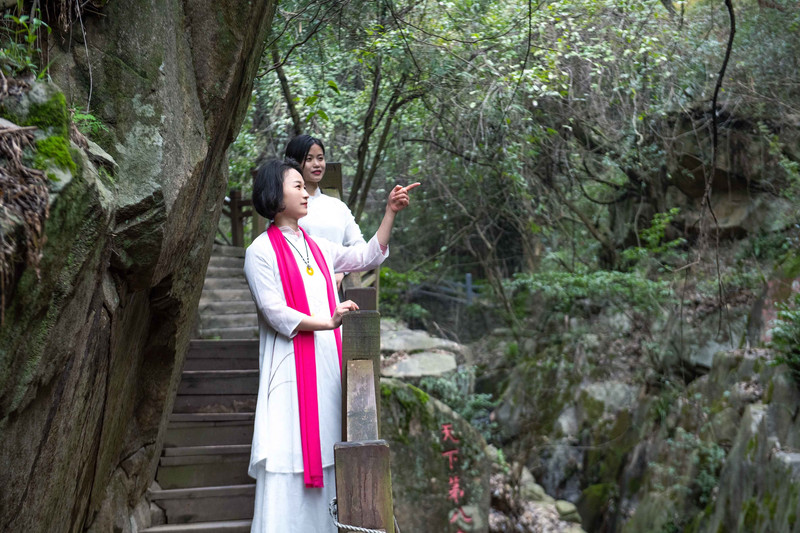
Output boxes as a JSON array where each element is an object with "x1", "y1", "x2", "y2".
[
  {"x1": 243, "y1": 226, "x2": 387, "y2": 533},
  {"x1": 299, "y1": 188, "x2": 366, "y2": 247}
]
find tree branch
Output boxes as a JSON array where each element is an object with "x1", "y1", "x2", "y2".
[{"x1": 271, "y1": 45, "x2": 302, "y2": 136}]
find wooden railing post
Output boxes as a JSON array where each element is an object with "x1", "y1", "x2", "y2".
[
  {"x1": 345, "y1": 287, "x2": 377, "y2": 313},
  {"x1": 340, "y1": 309, "x2": 381, "y2": 441},
  {"x1": 252, "y1": 213, "x2": 266, "y2": 241},
  {"x1": 334, "y1": 441, "x2": 394, "y2": 533},
  {"x1": 334, "y1": 303, "x2": 395, "y2": 533},
  {"x1": 229, "y1": 189, "x2": 244, "y2": 248}
]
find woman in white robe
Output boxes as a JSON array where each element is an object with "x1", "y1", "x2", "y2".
[
  {"x1": 244, "y1": 158, "x2": 418, "y2": 533},
  {"x1": 285, "y1": 134, "x2": 365, "y2": 248}
]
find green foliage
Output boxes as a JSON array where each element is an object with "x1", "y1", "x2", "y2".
[
  {"x1": 71, "y1": 109, "x2": 109, "y2": 138},
  {"x1": 0, "y1": 1, "x2": 50, "y2": 77},
  {"x1": 691, "y1": 441, "x2": 725, "y2": 507},
  {"x1": 227, "y1": 94, "x2": 262, "y2": 193},
  {"x1": 379, "y1": 267, "x2": 430, "y2": 323},
  {"x1": 771, "y1": 293, "x2": 800, "y2": 386},
  {"x1": 509, "y1": 269, "x2": 673, "y2": 316},
  {"x1": 416, "y1": 366, "x2": 498, "y2": 442},
  {"x1": 622, "y1": 208, "x2": 686, "y2": 268},
  {"x1": 647, "y1": 427, "x2": 726, "y2": 523}
]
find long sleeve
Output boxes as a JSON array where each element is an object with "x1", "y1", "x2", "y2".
[
  {"x1": 318, "y1": 233, "x2": 388, "y2": 274},
  {"x1": 244, "y1": 237, "x2": 305, "y2": 339},
  {"x1": 340, "y1": 207, "x2": 367, "y2": 247}
]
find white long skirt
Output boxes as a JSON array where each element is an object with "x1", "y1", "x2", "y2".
[{"x1": 251, "y1": 465, "x2": 337, "y2": 533}]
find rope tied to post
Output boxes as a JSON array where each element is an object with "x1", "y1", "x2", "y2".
[{"x1": 329, "y1": 498, "x2": 401, "y2": 533}]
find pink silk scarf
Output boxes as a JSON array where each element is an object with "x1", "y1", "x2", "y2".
[{"x1": 266, "y1": 224, "x2": 342, "y2": 488}]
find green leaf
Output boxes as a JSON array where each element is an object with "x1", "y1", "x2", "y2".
[{"x1": 327, "y1": 80, "x2": 340, "y2": 94}]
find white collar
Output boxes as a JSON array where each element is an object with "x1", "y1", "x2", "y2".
[{"x1": 277, "y1": 225, "x2": 302, "y2": 239}]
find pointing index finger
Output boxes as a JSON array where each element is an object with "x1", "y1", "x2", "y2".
[{"x1": 403, "y1": 182, "x2": 421, "y2": 193}]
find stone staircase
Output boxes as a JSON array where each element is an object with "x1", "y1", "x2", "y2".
[
  {"x1": 197, "y1": 245, "x2": 258, "y2": 340},
  {"x1": 144, "y1": 339, "x2": 259, "y2": 532},
  {"x1": 144, "y1": 244, "x2": 260, "y2": 532}
]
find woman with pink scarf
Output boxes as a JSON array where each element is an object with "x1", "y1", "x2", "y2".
[{"x1": 243, "y1": 158, "x2": 418, "y2": 533}]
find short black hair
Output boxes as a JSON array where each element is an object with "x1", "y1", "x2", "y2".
[
  {"x1": 285, "y1": 134, "x2": 325, "y2": 165},
  {"x1": 252, "y1": 158, "x2": 302, "y2": 220}
]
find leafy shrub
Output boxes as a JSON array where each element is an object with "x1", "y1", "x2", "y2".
[
  {"x1": 416, "y1": 366, "x2": 498, "y2": 442},
  {"x1": 379, "y1": 266, "x2": 430, "y2": 324},
  {"x1": 622, "y1": 207, "x2": 686, "y2": 269},
  {"x1": 71, "y1": 109, "x2": 109, "y2": 138},
  {"x1": 508, "y1": 269, "x2": 673, "y2": 316},
  {"x1": 0, "y1": 2, "x2": 50, "y2": 78}
]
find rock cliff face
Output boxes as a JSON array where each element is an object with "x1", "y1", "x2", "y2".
[{"x1": 0, "y1": 2, "x2": 275, "y2": 531}]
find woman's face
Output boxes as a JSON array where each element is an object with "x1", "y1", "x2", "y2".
[
  {"x1": 301, "y1": 143, "x2": 326, "y2": 185},
  {"x1": 281, "y1": 168, "x2": 309, "y2": 221}
]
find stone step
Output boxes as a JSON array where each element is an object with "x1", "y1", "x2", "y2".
[
  {"x1": 148, "y1": 484, "x2": 255, "y2": 524},
  {"x1": 165, "y1": 413, "x2": 255, "y2": 447},
  {"x1": 197, "y1": 300, "x2": 257, "y2": 316},
  {"x1": 212, "y1": 245, "x2": 246, "y2": 258},
  {"x1": 208, "y1": 255, "x2": 245, "y2": 269},
  {"x1": 157, "y1": 446, "x2": 251, "y2": 489},
  {"x1": 179, "y1": 370, "x2": 259, "y2": 396},
  {"x1": 141, "y1": 519, "x2": 251, "y2": 532},
  {"x1": 163, "y1": 444, "x2": 251, "y2": 457},
  {"x1": 200, "y1": 314, "x2": 258, "y2": 331},
  {"x1": 172, "y1": 394, "x2": 256, "y2": 414},
  {"x1": 199, "y1": 289, "x2": 253, "y2": 303},
  {"x1": 204, "y1": 266, "x2": 245, "y2": 279},
  {"x1": 184, "y1": 340, "x2": 258, "y2": 371},
  {"x1": 197, "y1": 326, "x2": 258, "y2": 340},
  {"x1": 203, "y1": 278, "x2": 250, "y2": 291}
]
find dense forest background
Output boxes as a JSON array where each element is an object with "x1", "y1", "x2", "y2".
[
  {"x1": 229, "y1": 0, "x2": 798, "y2": 337},
  {"x1": 224, "y1": 1, "x2": 800, "y2": 530}
]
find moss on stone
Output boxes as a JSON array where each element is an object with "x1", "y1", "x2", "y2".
[
  {"x1": 581, "y1": 391, "x2": 605, "y2": 421},
  {"x1": 24, "y1": 92, "x2": 70, "y2": 137},
  {"x1": 764, "y1": 380, "x2": 774, "y2": 404},
  {"x1": 34, "y1": 136, "x2": 77, "y2": 173},
  {"x1": 409, "y1": 384, "x2": 429, "y2": 404},
  {"x1": 742, "y1": 497, "x2": 762, "y2": 530},
  {"x1": 0, "y1": 153, "x2": 108, "y2": 412},
  {"x1": 745, "y1": 436, "x2": 758, "y2": 459},
  {"x1": 765, "y1": 492, "x2": 778, "y2": 519},
  {"x1": 579, "y1": 483, "x2": 618, "y2": 532}
]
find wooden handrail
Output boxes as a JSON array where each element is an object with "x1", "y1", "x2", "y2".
[{"x1": 335, "y1": 294, "x2": 396, "y2": 533}]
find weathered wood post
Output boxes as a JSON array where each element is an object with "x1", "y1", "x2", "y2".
[
  {"x1": 345, "y1": 287, "x2": 378, "y2": 315},
  {"x1": 252, "y1": 212, "x2": 266, "y2": 241},
  {"x1": 340, "y1": 309, "x2": 381, "y2": 441},
  {"x1": 334, "y1": 287, "x2": 395, "y2": 533},
  {"x1": 228, "y1": 189, "x2": 244, "y2": 247}
]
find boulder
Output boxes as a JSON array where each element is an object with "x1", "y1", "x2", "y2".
[
  {"x1": 0, "y1": 2, "x2": 276, "y2": 531},
  {"x1": 380, "y1": 378, "x2": 491, "y2": 532},
  {"x1": 382, "y1": 351, "x2": 458, "y2": 380},
  {"x1": 381, "y1": 317, "x2": 465, "y2": 355}
]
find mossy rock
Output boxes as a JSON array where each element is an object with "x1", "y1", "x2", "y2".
[
  {"x1": 380, "y1": 377, "x2": 491, "y2": 532},
  {"x1": 0, "y1": 83, "x2": 70, "y2": 137}
]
